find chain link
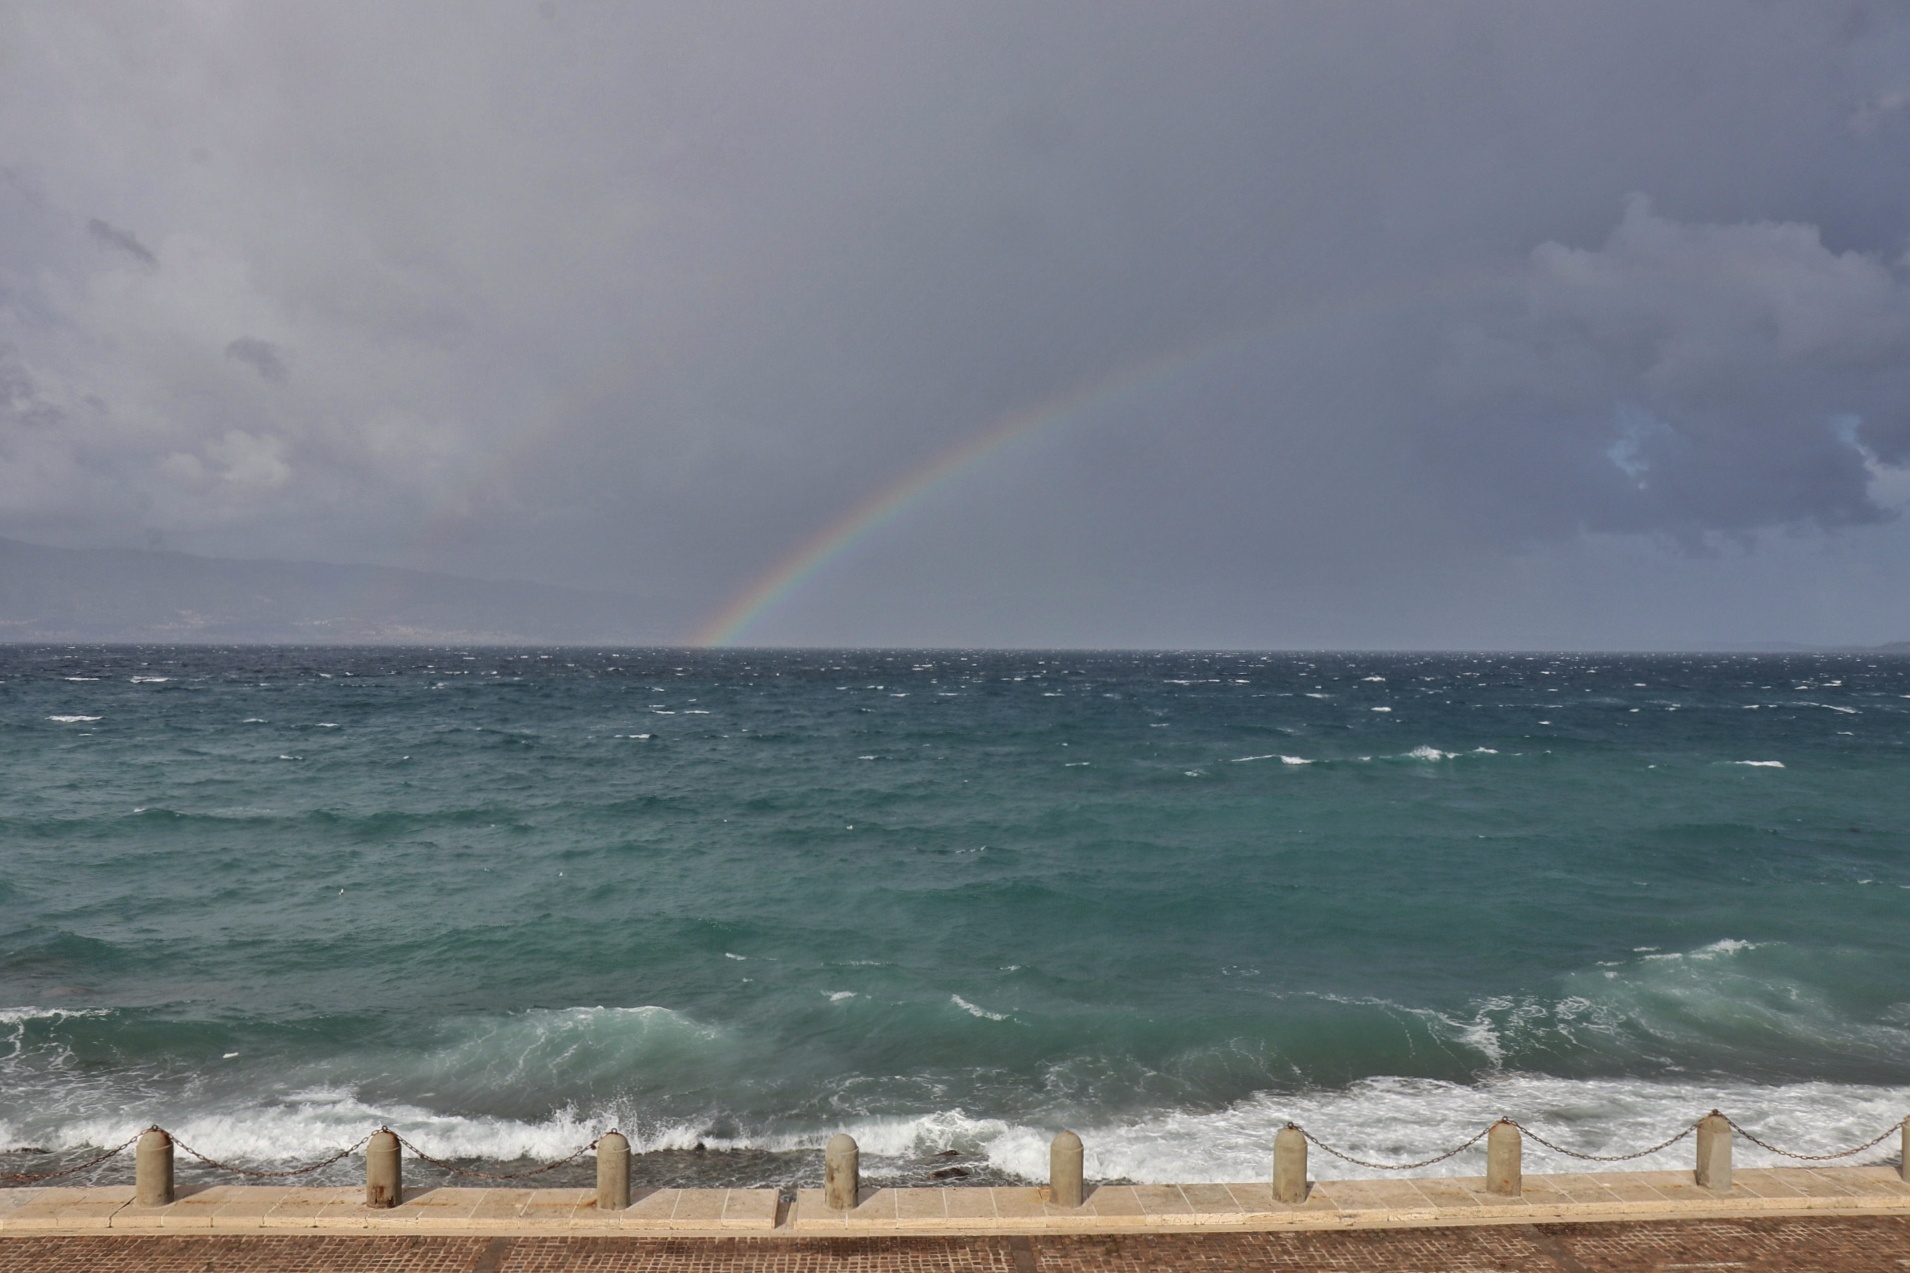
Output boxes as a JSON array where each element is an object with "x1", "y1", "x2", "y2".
[
  {"x1": 1511, "y1": 1118, "x2": 1701, "y2": 1163},
  {"x1": 8, "y1": 1112, "x2": 1904, "y2": 1189},
  {"x1": 388, "y1": 1131, "x2": 600, "y2": 1181},
  {"x1": 0, "y1": 1132, "x2": 142, "y2": 1185},
  {"x1": 1293, "y1": 1111, "x2": 1907, "y2": 1171},
  {"x1": 1296, "y1": 1123, "x2": 1494, "y2": 1171},
  {"x1": 1724, "y1": 1115, "x2": 1907, "y2": 1163},
  {"x1": 169, "y1": 1132, "x2": 373, "y2": 1179}
]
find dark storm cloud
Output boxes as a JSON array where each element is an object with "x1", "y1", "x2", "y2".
[
  {"x1": 1, "y1": 1, "x2": 1909, "y2": 645},
  {"x1": 225, "y1": 337, "x2": 288, "y2": 383},
  {"x1": 0, "y1": 344, "x2": 64, "y2": 429},
  {"x1": 85, "y1": 218, "x2": 156, "y2": 267},
  {"x1": 1432, "y1": 197, "x2": 1910, "y2": 541}
]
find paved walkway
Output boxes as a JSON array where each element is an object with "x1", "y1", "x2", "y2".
[
  {"x1": 6, "y1": 1167, "x2": 1910, "y2": 1236},
  {"x1": 5, "y1": 1215, "x2": 1910, "y2": 1270}
]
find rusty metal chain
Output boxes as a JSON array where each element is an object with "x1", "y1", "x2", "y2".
[
  {"x1": 1295, "y1": 1122, "x2": 1493, "y2": 1171},
  {"x1": 0, "y1": 1132, "x2": 142, "y2": 1185},
  {"x1": 1511, "y1": 1118, "x2": 1701, "y2": 1163},
  {"x1": 168, "y1": 1132, "x2": 373, "y2": 1179},
  {"x1": 388, "y1": 1130, "x2": 600, "y2": 1181},
  {"x1": 1724, "y1": 1115, "x2": 1906, "y2": 1163}
]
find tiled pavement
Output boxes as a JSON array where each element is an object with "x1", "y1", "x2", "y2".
[{"x1": 5, "y1": 1216, "x2": 1910, "y2": 1271}]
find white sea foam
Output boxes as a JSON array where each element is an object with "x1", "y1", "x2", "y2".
[
  {"x1": 1733, "y1": 760, "x2": 1786, "y2": 768},
  {"x1": 1682, "y1": 938, "x2": 1758, "y2": 958},
  {"x1": 951, "y1": 995, "x2": 1009, "y2": 1021},
  {"x1": 0, "y1": 1005, "x2": 111, "y2": 1026},
  {"x1": 46, "y1": 715, "x2": 100, "y2": 723},
  {"x1": 10, "y1": 979, "x2": 1910, "y2": 1185},
  {"x1": 129, "y1": 676, "x2": 170, "y2": 683},
  {"x1": 581, "y1": 1076, "x2": 1910, "y2": 1186},
  {"x1": 1406, "y1": 745, "x2": 1451, "y2": 761},
  {"x1": 972, "y1": 1075, "x2": 1910, "y2": 1184}
]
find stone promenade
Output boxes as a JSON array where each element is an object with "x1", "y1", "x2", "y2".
[
  {"x1": 6, "y1": 1165, "x2": 1910, "y2": 1236},
  {"x1": 4, "y1": 1216, "x2": 1910, "y2": 1271}
]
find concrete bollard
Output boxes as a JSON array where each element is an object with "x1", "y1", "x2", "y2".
[
  {"x1": 1485, "y1": 1120, "x2": 1521, "y2": 1196},
  {"x1": 824, "y1": 1133, "x2": 859, "y2": 1211},
  {"x1": 1049, "y1": 1130, "x2": 1084, "y2": 1207},
  {"x1": 1695, "y1": 1111, "x2": 1731, "y2": 1192},
  {"x1": 366, "y1": 1128, "x2": 402, "y2": 1208},
  {"x1": 596, "y1": 1130, "x2": 631, "y2": 1211},
  {"x1": 135, "y1": 1127, "x2": 174, "y2": 1207},
  {"x1": 1273, "y1": 1124, "x2": 1308, "y2": 1204}
]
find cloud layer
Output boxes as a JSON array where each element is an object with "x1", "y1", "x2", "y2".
[
  {"x1": 1438, "y1": 196, "x2": 1910, "y2": 540},
  {"x1": 2, "y1": 1, "x2": 1908, "y2": 645}
]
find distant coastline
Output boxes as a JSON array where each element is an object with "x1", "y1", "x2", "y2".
[{"x1": 0, "y1": 536, "x2": 668, "y2": 646}]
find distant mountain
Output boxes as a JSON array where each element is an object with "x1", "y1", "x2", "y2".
[{"x1": 0, "y1": 537, "x2": 672, "y2": 645}]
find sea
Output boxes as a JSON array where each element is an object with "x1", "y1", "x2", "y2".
[{"x1": 2, "y1": 646, "x2": 1907, "y2": 1190}]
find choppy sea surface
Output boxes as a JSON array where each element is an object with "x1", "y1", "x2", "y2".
[{"x1": 2, "y1": 646, "x2": 1908, "y2": 1189}]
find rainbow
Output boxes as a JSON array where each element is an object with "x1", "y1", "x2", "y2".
[
  {"x1": 693, "y1": 267, "x2": 1509, "y2": 646},
  {"x1": 692, "y1": 332, "x2": 1250, "y2": 646}
]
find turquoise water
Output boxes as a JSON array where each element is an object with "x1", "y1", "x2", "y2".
[{"x1": 2, "y1": 647, "x2": 1908, "y2": 1186}]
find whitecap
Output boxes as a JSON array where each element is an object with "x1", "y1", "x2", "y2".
[
  {"x1": 951, "y1": 994, "x2": 1009, "y2": 1021},
  {"x1": 47, "y1": 715, "x2": 101, "y2": 723},
  {"x1": 0, "y1": 1006, "x2": 110, "y2": 1025},
  {"x1": 1406, "y1": 745, "x2": 1452, "y2": 761},
  {"x1": 1690, "y1": 938, "x2": 1759, "y2": 957},
  {"x1": 1733, "y1": 760, "x2": 1785, "y2": 768},
  {"x1": 1370, "y1": 706, "x2": 1392, "y2": 712}
]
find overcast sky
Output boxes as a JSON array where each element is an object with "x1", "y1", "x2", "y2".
[{"x1": 4, "y1": 1, "x2": 1910, "y2": 648}]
